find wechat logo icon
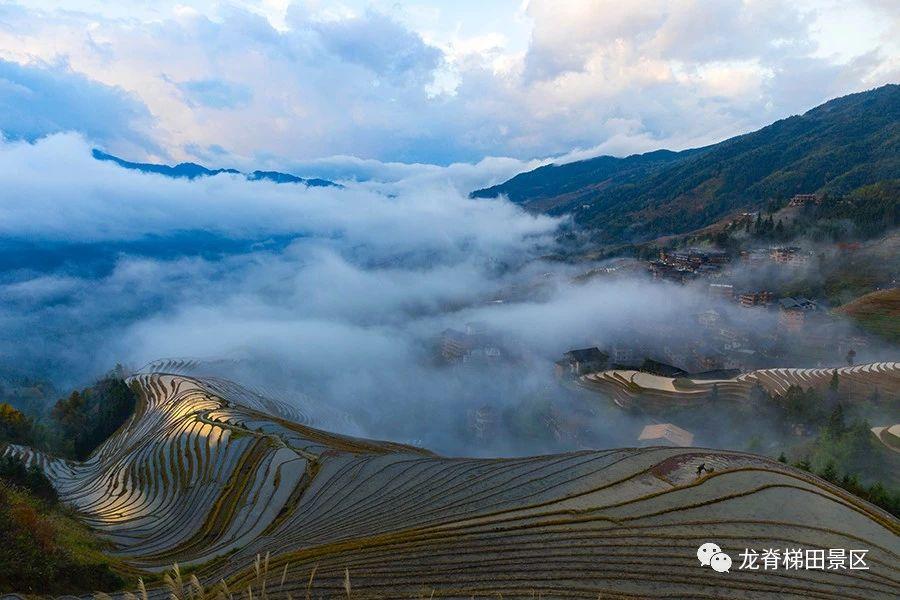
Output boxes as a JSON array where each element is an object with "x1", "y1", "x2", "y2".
[{"x1": 698, "y1": 542, "x2": 732, "y2": 573}]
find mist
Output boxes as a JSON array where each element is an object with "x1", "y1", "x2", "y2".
[{"x1": 1, "y1": 133, "x2": 893, "y2": 456}]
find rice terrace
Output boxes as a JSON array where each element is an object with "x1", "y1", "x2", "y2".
[
  {"x1": 4, "y1": 363, "x2": 899, "y2": 598},
  {"x1": 579, "y1": 363, "x2": 900, "y2": 410}
]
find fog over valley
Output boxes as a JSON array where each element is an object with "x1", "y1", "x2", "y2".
[{"x1": 3, "y1": 133, "x2": 895, "y2": 458}]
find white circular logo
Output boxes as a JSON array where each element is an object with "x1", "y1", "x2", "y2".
[
  {"x1": 697, "y1": 542, "x2": 722, "y2": 566},
  {"x1": 710, "y1": 552, "x2": 732, "y2": 573}
]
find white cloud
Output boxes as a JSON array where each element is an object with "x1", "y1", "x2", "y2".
[
  {"x1": 0, "y1": 133, "x2": 556, "y2": 248},
  {"x1": 0, "y1": 131, "x2": 889, "y2": 455},
  {"x1": 0, "y1": 1, "x2": 895, "y2": 171},
  {"x1": 0, "y1": 58, "x2": 157, "y2": 154}
]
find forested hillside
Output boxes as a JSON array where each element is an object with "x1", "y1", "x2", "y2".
[{"x1": 473, "y1": 84, "x2": 900, "y2": 244}]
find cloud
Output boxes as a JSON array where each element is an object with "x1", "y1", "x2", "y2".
[
  {"x1": 0, "y1": 58, "x2": 156, "y2": 153},
  {"x1": 0, "y1": 133, "x2": 572, "y2": 453},
  {"x1": 0, "y1": 133, "x2": 556, "y2": 248},
  {"x1": 175, "y1": 78, "x2": 253, "y2": 109},
  {"x1": 0, "y1": 1, "x2": 894, "y2": 168},
  {"x1": 306, "y1": 10, "x2": 443, "y2": 83},
  {"x1": 1, "y1": 133, "x2": 893, "y2": 456}
]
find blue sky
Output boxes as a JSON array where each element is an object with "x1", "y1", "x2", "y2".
[{"x1": 0, "y1": 0, "x2": 897, "y2": 172}]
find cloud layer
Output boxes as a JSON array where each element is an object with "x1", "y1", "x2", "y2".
[
  {"x1": 1, "y1": 134, "x2": 893, "y2": 455},
  {"x1": 0, "y1": 58, "x2": 156, "y2": 153},
  {"x1": 0, "y1": 135, "x2": 694, "y2": 454},
  {"x1": 0, "y1": 1, "x2": 896, "y2": 169}
]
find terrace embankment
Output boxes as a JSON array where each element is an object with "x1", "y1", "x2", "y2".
[
  {"x1": 4, "y1": 370, "x2": 899, "y2": 599},
  {"x1": 578, "y1": 361, "x2": 900, "y2": 410}
]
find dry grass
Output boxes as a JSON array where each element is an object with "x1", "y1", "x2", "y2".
[
  {"x1": 836, "y1": 287, "x2": 900, "y2": 342},
  {"x1": 99, "y1": 554, "x2": 439, "y2": 600}
]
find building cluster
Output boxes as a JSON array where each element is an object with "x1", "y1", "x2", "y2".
[
  {"x1": 708, "y1": 283, "x2": 735, "y2": 300},
  {"x1": 777, "y1": 297, "x2": 818, "y2": 331},
  {"x1": 553, "y1": 283, "x2": 855, "y2": 377},
  {"x1": 713, "y1": 286, "x2": 778, "y2": 310},
  {"x1": 683, "y1": 314, "x2": 770, "y2": 372},
  {"x1": 542, "y1": 405, "x2": 595, "y2": 447},
  {"x1": 788, "y1": 193, "x2": 821, "y2": 207},
  {"x1": 555, "y1": 330, "x2": 756, "y2": 380},
  {"x1": 770, "y1": 246, "x2": 811, "y2": 266},
  {"x1": 739, "y1": 290, "x2": 775, "y2": 307},
  {"x1": 649, "y1": 248, "x2": 730, "y2": 282},
  {"x1": 638, "y1": 423, "x2": 695, "y2": 447},
  {"x1": 554, "y1": 347, "x2": 609, "y2": 377},
  {"x1": 706, "y1": 284, "x2": 782, "y2": 307},
  {"x1": 739, "y1": 245, "x2": 812, "y2": 267},
  {"x1": 649, "y1": 245, "x2": 813, "y2": 286},
  {"x1": 439, "y1": 322, "x2": 504, "y2": 365},
  {"x1": 467, "y1": 405, "x2": 498, "y2": 442}
]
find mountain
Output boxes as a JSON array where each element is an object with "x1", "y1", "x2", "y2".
[
  {"x1": 4, "y1": 361, "x2": 899, "y2": 598},
  {"x1": 473, "y1": 84, "x2": 900, "y2": 245},
  {"x1": 92, "y1": 149, "x2": 341, "y2": 188},
  {"x1": 248, "y1": 170, "x2": 337, "y2": 187}
]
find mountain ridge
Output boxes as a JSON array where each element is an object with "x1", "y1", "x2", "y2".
[
  {"x1": 92, "y1": 149, "x2": 341, "y2": 188},
  {"x1": 472, "y1": 84, "x2": 900, "y2": 245}
]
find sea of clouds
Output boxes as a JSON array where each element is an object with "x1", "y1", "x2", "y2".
[{"x1": 0, "y1": 132, "x2": 832, "y2": 454}]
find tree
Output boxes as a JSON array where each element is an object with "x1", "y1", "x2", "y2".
[
  {"x1": 780, "y1": 385, "x2": 824, "y2": 425},
  {"x1": 794, "y1": 457, "x2": 812, "y2": 471},
  {"x1": 846, "y1": 348, "x2": 856, "y2": 366},
  {"x1": 749, "y1": 383, "x2": 769, "y2": 404},
  {"x1": 746, "y1": 435, "x2": 763, "y2": 453},
  {"x1": 826, "y1": 403, "x2": 846, "y2": 436},
  {"x1": 49, "y1": 378, "x2": 137, "y2": 460},
  {"x1": 0, "y1": 403, "x2": 33, "y2": 445},
  {"x1": 0, "y1": 455, "x2": 57, "y2": 503},
  {"x1": 819, "y1": 461, "x2": 839, "y2": 483}
]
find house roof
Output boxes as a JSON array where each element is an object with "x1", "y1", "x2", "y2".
[
  {"x1": 638, "y1": 423, "x2": 695, "y2": 447},
  {"x1": 779, "y1": 297, "x2": 816, "y2": 310},
  {"x1": 564, "y1": 347, "x2": 609, "y2": 363},
  {"x1": 640, "y1": 359, "x2": 688, "y2": 378}
]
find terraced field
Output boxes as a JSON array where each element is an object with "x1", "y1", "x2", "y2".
[
  {"x1": 579, "y1": 362, "x2": 900, "y2": 410},
  {"x1": 4, "y1": 370, "x2": 900, "y2": 598}
]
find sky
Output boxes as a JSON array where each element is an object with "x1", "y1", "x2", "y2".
[{"x1": 0, "y1": 0, "x2": 897, "y2": 175}]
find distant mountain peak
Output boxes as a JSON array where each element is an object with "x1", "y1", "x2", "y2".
[{"x1": 91, "y1": 149, "x2": 341, "y2": 188}]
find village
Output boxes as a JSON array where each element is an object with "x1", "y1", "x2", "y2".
[{"x1": 425, "y1": 194, "x2": 897, "y2": 456}]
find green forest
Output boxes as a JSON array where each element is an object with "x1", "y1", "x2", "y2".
[{"x1": 474, "y1": 84, "x2": 900, "y2": 246}]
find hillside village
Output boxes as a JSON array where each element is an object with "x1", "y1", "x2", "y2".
[
  {"x1": 422, "y1": 189, "x2": 898, "y2": 495},
  {"x1": 586, "y1": 192, "x2": 897, "y2": 369}
]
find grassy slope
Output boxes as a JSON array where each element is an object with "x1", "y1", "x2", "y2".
[
  {"x1": 0, "y1": 480, "x2": 138, "y2": 595},
  {"x1": 836, "y1": 287, "x2": 900, "y2": 343}
]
